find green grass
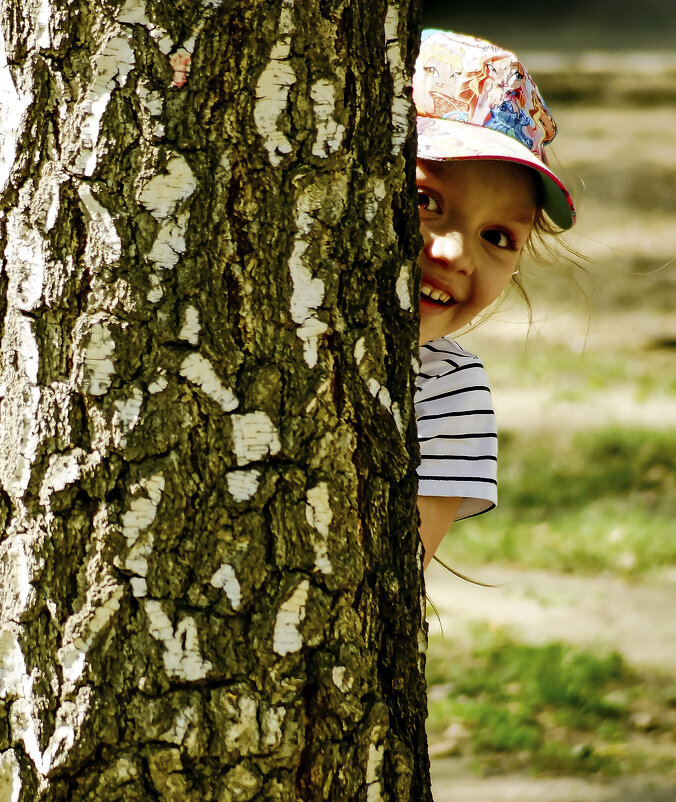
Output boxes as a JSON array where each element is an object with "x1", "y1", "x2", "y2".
[
  {"x1": 440, "y1": 427, "x2": 676, "y2": 576},
  {"x1": 426, "y1": 626, "x2": 676, "y2": 776}
]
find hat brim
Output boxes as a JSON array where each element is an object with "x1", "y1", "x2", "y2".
[{"x1": 417, "y1": 117, "x2": 576, "y2": 230}]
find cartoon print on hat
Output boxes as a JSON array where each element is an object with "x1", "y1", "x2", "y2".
[{"x1": 413, "y1": 30, "x2": 576, "y2": 229}]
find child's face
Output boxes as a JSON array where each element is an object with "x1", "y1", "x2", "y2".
[{"x1": 416, "y1": 159, "x2": 537, "y2": 344}]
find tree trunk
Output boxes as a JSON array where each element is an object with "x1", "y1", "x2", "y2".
[{"x1": 0, "y1": 1, "x2": 427, "y2": 799}]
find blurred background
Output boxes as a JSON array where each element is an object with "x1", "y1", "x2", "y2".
[{"x1": 420, "y1": 2, "x2": 676, "y2": 800}]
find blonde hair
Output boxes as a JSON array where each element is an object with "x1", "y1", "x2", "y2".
[{"x1": 512, "y1": 207, "x2": 586, "y2": 325}]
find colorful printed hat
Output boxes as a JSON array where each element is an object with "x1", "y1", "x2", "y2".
[{"x1": 413, "y1": 30, "x2": 575, "y2": 230}]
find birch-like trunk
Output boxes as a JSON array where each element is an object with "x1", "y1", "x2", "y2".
[{"x1": 0, "y1": 1, "x2": 427, "y2": 799}]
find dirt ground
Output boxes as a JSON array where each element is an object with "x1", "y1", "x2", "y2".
[
  {"x1": 426, "y1": 563, "x2": 676, "y2": 801},
  {"x1": 425, "y1": 564, "x2": 676, "y2": 673},
  {"x1": 431, "y1": 762, "x2": 676, "y2": 802}
]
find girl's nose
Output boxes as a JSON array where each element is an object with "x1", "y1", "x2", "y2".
[{"x1": 423, "y1": 231, "x2": 473, "y2": 274}]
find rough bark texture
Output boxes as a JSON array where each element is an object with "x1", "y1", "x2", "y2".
[{"x1": 0, "y1": 0, "x2": 427, "y2": 800}]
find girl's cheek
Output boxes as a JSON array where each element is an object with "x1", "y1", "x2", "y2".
[{"x1": 418, "y1": 222, "x2": 432, "y2": 252}]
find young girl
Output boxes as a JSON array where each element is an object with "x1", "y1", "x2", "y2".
[{"x1": 413, "y1": 30, "x2": 576, "y2": 568}]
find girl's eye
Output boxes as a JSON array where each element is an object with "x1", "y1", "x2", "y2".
[
  {"x1": 482, "y1": 229, "x2": 514, "y2": 249},
  {"x1": 417, "y1": 190, "x2": 440, "y2": 213}
]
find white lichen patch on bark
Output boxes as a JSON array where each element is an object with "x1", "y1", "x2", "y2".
[
  {"x1": 0, "y1": 316, "x2": 41, "y2": 497},
  {"x1": 0, "y1": 387, "x2": 40, "y2": 495},
  {"x1": 138, "y1": 156, "x2": 196, "y2": 220},
  {"x1": 310, "y1": 79, "x2": 345, "y2": 157},
  {"x1": 0, "y1": 628, "x2": 28, "y2": 700},
  {"x1": 0, "y1": 749, "x2": 21, "y2": 802},
  {"x1": 32, "y1": 0, "x2": 52, "y2": 49},
  {"x1": 137, "y1": 83, "x2": 165, "y2": 138},
  {"x1": 39, "y1": 448, "x2": 84, "y2": 505},
  {"x1": 0, "y1": 538, "x2": 32, "y2": 628},
  {"x1": 286, "y1": 173, "x2": 348, "y2": 366},
  {"x1": 10, "y1": 310, "x2": 39, "y2": 387},
  {"x1": 122, "y1": 473, "x2": 165, "y2": 591},
  {"x1": 178, "y1": 305, "x2": 200, "y2": 345},
  {"x1": 222, "y1": 764, "x2": 262, "y2": 800},
  {"x1": 395, "y1": 264, "x2": 412, "y2": 311},
  {"x1": 119, "y1": 0, "x2": 173, "y2": 52},
  {"x1": 304, "y1": 376, "x2": 331, "y2": 414},
  {"x1": 390, "y1": 402, "x2": 404, "y2": 437},
  {"x1": 118, "y1": 0, "x2": 157, "y2": 27},
  {"x1": 3, "y1": 640, "x2": 93, "y2": 777},
  {"x1": 384, "y1": 4, "x2": 409, "y2": 156},
  {"x1": 74, "y1": 33, "x2": 136, "y2": 176},
  {"x1": 0, "y1": 535, "x2": 34, "y2": 720},
  {"x1": 57, "y1": 584, "x2": 124, "y2": 684},
  {"x1": 78, "y1": 184, "x2": 122, "y2": 265},
  {"x1": 137, "y1": 82, "x2": 163, "y2": 116},
  {"x1": 231, "y1": 412, "x2": 281, "y2": 466},
  {"x1": 147, "y1": 373, "x2": 168, "y2": 395},
  {"x1": 4, "y1": 221, "x2": 46, "y2": 312},
  {"x1": 147, "y1": 212, "x2": 188, "y2": 269},
  {"x1": 417, "y1": 626, "x2": 427, "y2": 655},
  {"x1": 226, "y1": 469, "x2": 260, "y2": 502},
  {"x1": 306, "y1": 482, "x2": 333, "y2": 574},
  {"x1": 81, "y1": 321, "x2": 116, "y2": 396},
  {"x1": 0, "y1": 30, "x2": 32, "y2": 192},
  {"x1": 366, "y1": 741, "x2": 385, "y2": 802},
  {"x1": 180, "y1": 353, "x2": 238, "y2": 411},
  {"x1": 354, "y1": 342, "x2": 405, "y2": 438},
  {"x1": 35, "y1": 165, "x2": 65, "y2": 235},
  {"x1": 210, "y1": 563, "x2": 241, "y2": 610},
  {"x1": 254, "y1": 28, "x2": 296, "y2": 166},
  {"x1": 41, "y1": 727, "x2": 74, "y2": 776},
  {"x1": 159, "y1": 705, "x2": 199, "y2": 748},
  {"x1": 12, "y1": 687, "x2": 91, "y2": 776},
  {"x1": 273, "y1": 579, "x2": 309, "y2": 656},
  {"x1": 144, "y1": 601, "x2": 212, "y2": 681},
  {"x1": 331, "y1": 666, "x2": 353, "y2": 693},
  {"x1": 287, "y1": 206, "x2": 329, "y2": 368},
  {"x1": 43, "y1": 690, "x2": 90, "y2": 773},
  {"x1": 224, "y1": 697, "x2": 259, "y2": 754},
  {"x1": 288, "y1": 237, "x2": 328, "y2": 368},
  {"x1": 129, "y1": 577, "x2": 147, "y2": 597},
  {"x1": 354, "y1": 337, "x2": 366, "y2": 366},
  {"x1": 8, "y1": 699, "x2": 43, "y2": 774},
  {"x1": 364, "y1": 178, "x2": 387, "y2": 224},
  {"x1": 120, "y1": 0, "x2": 202, "y2": 90},
  {"x1": 112, "y1": 387, "x2": 144, "y2": 447},
  {"x1": 261, "y1": 705, "x2": 286, "y2": 750},
  {"x1": 147, "y1": 273, "x2": 163, "y2": 303},
  {"x1": 365, "y1": 378, "x2": 404, "y2": 436},
  {"x1": 306, "y1": 483, "x2": 332, "y2": 536}
]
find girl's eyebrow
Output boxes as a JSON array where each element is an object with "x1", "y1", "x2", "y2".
[{"x1": 508, "y1": 213, "x2": 537, "y2": 226}]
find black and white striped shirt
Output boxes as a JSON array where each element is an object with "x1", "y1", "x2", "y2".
[{"x1": 416, "y1": 337, "x2": 497, "y2": 520}]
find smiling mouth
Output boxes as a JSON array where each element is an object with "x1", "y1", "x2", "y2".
[{"x1": 421, "y1": 281, "x2": 455, "y2": 306}]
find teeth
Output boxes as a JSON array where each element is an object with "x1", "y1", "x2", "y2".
[{"x1": 421, "y1": 282, "x2": 451, "y2": 303}]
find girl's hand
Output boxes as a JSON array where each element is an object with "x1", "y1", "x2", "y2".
[{"x1": 418, "y1": 495, "x2": 463, "y2": 569}]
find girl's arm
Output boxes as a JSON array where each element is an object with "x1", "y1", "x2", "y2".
[{"x1": 418, "y1": 495, "x2": 463, "y2": 569}]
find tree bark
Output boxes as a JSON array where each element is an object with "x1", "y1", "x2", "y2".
[{"x1": 0, "y1": 1, "x2": 427, "y2": 800}]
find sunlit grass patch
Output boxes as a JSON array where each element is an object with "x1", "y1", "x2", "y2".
[
  {"x1": 441, "y1": 427, "x2": 676, "y2": 575},
  {"x1": 426, "y1": 626, "x2": 676, "y2": 776}
]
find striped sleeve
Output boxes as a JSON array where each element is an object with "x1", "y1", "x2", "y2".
[{"x1": 415, "y1": 337, "x2": 498, "y2": 520}]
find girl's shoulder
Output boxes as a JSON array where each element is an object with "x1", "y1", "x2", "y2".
[{"x1": 418, "y1": 336, "x2": 484, "y2": 381}]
